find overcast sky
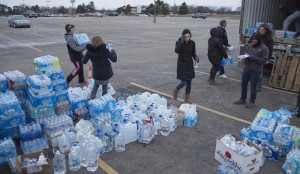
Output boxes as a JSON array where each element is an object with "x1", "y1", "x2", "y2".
[{"x1": 2, "y1": 0, "x2": 242, "y2": 10}]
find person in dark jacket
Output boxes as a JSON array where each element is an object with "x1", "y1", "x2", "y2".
[
  {"x1": 64, "y1": 24, "x2": 86, "y2": 86},
  {"x1": 280, "y1": 2, "x2": 300, "y2": 38},
  {"x1": 82, "y1": 36, "x2": 117, "y2": 99},
  {"x1": 218, "y1": 20, "x2": 231, "y2": 78},
  {"x1": 250, "y1": 23, "x2": 274, "y2": 92},
  {"x1": 207, "y1": 27, "x2": 228, "y2": 85},
  {"x1": 234, "y1": 34, "x2": 269, "y2": 108},
  {"x1": 173, "y1": 29, "x2": 199, "y2": 104}
]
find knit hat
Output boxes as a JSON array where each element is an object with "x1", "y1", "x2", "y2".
[{"x1": 182, "y1": 29, "x2": 192, "y2": 37}]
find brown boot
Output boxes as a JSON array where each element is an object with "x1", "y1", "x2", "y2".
[
  {"x1": 173, "y1": 89, "x2": 179, "y2": 100},
  {"x1": 185, "y1": 94, "x2": 192, "y2": 104}
]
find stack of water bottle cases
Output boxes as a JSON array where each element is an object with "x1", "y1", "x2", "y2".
[
  {"x1": 239, "y1": 108, "x2": 300, "y2": 173},
  {"x1": 0, "y1": 54, "x2": 199, "y2": 173}
]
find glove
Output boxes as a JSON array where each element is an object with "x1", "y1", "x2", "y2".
[{"x1": 195, "y1": 57, "x2": 200, "y2": 63}]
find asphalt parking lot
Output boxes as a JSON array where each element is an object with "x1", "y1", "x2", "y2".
[{"x1": 0, "y1": 15, "x2": 299, "y2": 174}]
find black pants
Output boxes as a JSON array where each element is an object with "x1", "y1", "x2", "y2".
[
  {"x1": 66, "y1": 61, "x2": 84, "y2": 84},
  {"x1": 209, "y1": 57, "x2": 220, "y2": 80}
]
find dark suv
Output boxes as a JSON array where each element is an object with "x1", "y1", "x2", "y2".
[
  {"x1": 23, "y1": 10, "x2": 38, "y2": 18},
  {"x1": 192, "y1": 13, "x2": 207, "y2": 19}
]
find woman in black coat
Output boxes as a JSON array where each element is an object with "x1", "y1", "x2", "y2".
[
  {"x1": 173, "y1": 29, "x2": 199, "y2": 104},
  {"x1": 207, "y1": 27, "x2": 228, "y2": 85},
  {"x1": 82, "y1": 36, "x2": 117, "y2": 99}
]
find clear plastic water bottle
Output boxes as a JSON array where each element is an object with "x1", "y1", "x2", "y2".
[
  {"x1": 68, "y1": 144, "x2": 81, "y2": 171},
  {"x1": 80, "y1": 141, "x2": 88, "y2": 167},
  {"x1": 86, "y1": 141, "x2": 98, "y2": 172},
  {"x1": 58, "y1": 131, "x2": 70, "y2": 154},
  {"x1": 160, "y1": 118, "x2": 170, "y2": 136},
  {"x1": 53, "y1": 150, "x2": 66, "y2": 174},
  {"x1": 114, "y1": 134, "x2": 125, "y2": 152}
]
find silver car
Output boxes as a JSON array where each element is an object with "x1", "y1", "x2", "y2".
[{"x1": 8, "y1": 15, "x2": 31, "y2": 28}]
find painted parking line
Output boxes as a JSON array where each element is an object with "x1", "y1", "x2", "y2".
[
  {"x1": 195, "y1": 70, "x2": 298, "y2": 96},
  {"x1": 99, "y1": 159, "x2": 118, "y2": 174},
  {"x1": 32, "y1": 33, "x2": 64, "y2": 42},
  {"x1": 0, "y1": 34, "x2": 42, "y2": 52},
  {"x1": 130, "y1": 82, "x2": 252, "y2": 125}
]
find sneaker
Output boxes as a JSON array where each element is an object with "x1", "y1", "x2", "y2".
[
  {"x1": 245, "y1": 101, "x2": 255, "y2": 108},
  {"x1": 208, "y1": 79, "x2": 216, "y2": 85},
  {"x1": 234, "y1": 100, "x2": 246, "y2": 105},
  {"x1": 218, "y1": 74, "x2": 228, "y2": 78}
]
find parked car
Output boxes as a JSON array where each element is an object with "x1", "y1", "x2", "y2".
[
  {"x1": 8, "y1": 15, "x2": 30, "y2": 28},
  {"x1": 38, "y1": 12, "x2": 50, "y2": 17},
  {"x1": 192, "y1": 13, "x2": 207, "y2": 19},
  {"x1": 23, "y1": 10, "x2": 37, "y2": 18},
  {"x1": 108, "y1": 12, "x2": 118, "y2": 16},
  {"x1": 92, "y1": 12, "x2": 103, "y2": 17},
  {"x1": 84, "y1": 12, "x2": 93, "y2": 17}
]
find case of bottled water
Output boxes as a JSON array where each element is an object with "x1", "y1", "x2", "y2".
[
  {"x1": 13, "y1": 89, "x2": 27, "y2": 105},
  {"x1": 55, "y1": 91, "x2": 69, "y2": 104},
  {"x1": 282, "y1": 148, "x2": 300, "y2": 174},
  {"x1": 19, "y1": 122, "x2": 44, "y2": 142},
  {"x1": 0, "y1": 74, "x2": 8, "y2": 91},
  {"x1": 68, "y1": 91, "x2": 88, "y2": 111},
  {"x1": 0, "y1": 138, "x2": 17, "y2": 167},
  {"x1": 20, "y1": 138, "x2": 49, "y2": 154},
  {"x1": 0, "y1": 112, "x2": 26, "y2": 129},
  {"x1": 74, "y1": 33, "x2": 91, "y2": 46},
  {"x1": 43, "y1": 114, "x2": 74, "y2": 137},
  {"x1": 3, "y1": 70, "x2": 27, "y2": 90},
  {"x1": 0, "y1": 126, "x2": 20, "y2": 139},
  {"x1": 27, "y1": 74, "x2": 53, "y2": 95},
  {"x1": 55, "y1": 101, "x2": 70, "y2": 115},
  {"x1": 0, "y1": 91, "x2": 23, "y2": 115},
  {"x1": 273, "y1": 124, "x2": 294, "y2": 157},
  {"x1": 52, "y1": 82, "x2": 68, "y2": 93},
  {"x1": 27, "y1": 89, "x2": 56, "y2": 107},
  {"x1": 184, "y1": 111, "x2": 198, "y2": 128},
  {"x1": 26, "y1": 100, "x2": 55, "y2": 120},
  {"x1": 47, "y1": 70, "x2": 65, "y2": 83},
  {"x1": 249, "y1": 109, "x2": 277, "y2": 141},
  {"x1": 261, "y1": 140, "x2": 279, "y2": 161},
  {"x1": 272, "y1": 107, "x2": 292, "y2": 125},
  {"x1": 33, "y1": 55, "x2": 60, "y2": 74}
]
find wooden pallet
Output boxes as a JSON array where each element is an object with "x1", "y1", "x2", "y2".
[{"x1": 269, "y1": 53, "x2": 300, "y2": 92}]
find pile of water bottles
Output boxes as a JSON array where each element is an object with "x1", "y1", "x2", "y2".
[
  {"x1": 0, "y1": 138, "x2": 17, "y2": 167},
  {"x1": 282, "y1": 148, "x2": 300, "y2": 174},
  {"x1": 239, "y1": 107, "x2": 300, "y2": 172},
  {"x1": 68, "y1": 87, "x2": 89, "y2": 118}
]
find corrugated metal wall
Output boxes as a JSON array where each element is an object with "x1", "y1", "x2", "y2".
[{"x1": 240, "y1": 0, "x2": 296, "y2": 33}]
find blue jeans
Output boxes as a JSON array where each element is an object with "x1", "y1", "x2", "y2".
[
  {"x1": 283, "y1": 11, "x2": 300, "y2": 33},
  {"x1": 256, "y1": 69, "x2": 263, "y2": 90},
  {"x1": 240, "y1": 70, "x2": 261, "y2": 103},
  {"x1": 176, "y1": 80, "x2": 192, "y2": 94}
]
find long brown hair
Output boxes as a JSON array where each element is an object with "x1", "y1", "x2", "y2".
[
  {"x1": 256, "y1": 23, "x2": 273, "y2": 40},
  {"x1": 91, "y1": 36, "x2": 105, "y2": 47}
]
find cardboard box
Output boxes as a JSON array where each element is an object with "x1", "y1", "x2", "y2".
[
  {"x1": 215, "y1": 133, "x2": 263, "y2": 174},
  {"x1": 16, "y1": 150, "x2": 50, "y2": 174}
]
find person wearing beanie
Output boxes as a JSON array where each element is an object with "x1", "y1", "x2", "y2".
[
  {"x1": 234, "y1": 33, "x2": 269, "y2": 108},
  {"x1": 217, "y1": 19, "x2": 230, "y2": 79},
  {"x1": 64, "y1": 24, "x2": 86, "y2": 86},
  {"x1": 173, "y1": 29, "x2": 199, "y2": 104}
]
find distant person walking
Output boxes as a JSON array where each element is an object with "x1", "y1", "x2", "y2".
[
  {"x1": 207, "y1": 27, "x2": 228, "y2": 85},
  {"x1": 82, "y1": 36, "x2": 117, "y2": 99},
  {"x1": 64, "y1": 24, "x2": 86, "y2": 86},
  {"x1": 218, "y1": 19, "x2": 231, "y2": 78},
  {"x1": 173, "y1": 29, "x2": 199, "y2": 104},
  {"x1": 250, "y1": 23, "x2": 274, "y2": 92},
  {"x1": 234, "y1": 34, "x2": 268, "y2": 108}
]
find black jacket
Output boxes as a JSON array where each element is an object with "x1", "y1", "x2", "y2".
[
  {"x1": 250, "y1": 34, "x2": 274, "y2": 59},
  {"x1": 208, "y1": 28, "x2": 228, "y2": 61},
  {"x1": 82, "y1": 44, "x2": 117, "y2": 81},
  {"x1": 175, "y1": 37, "x2": 198, "y2": 80},
  {"x1": 217, "y1": 26, "x2": 230, "y2": 47}
]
